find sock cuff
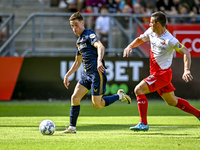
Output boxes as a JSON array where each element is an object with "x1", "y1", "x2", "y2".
[
  {"x1": 136, "y1": 94, "x2": 147, "y2": 101},
  {"x1": 103, "y1": 94, "x2": 119, "y2": 106},
  {"x1": 175, "y1": 97, "x2": 188, "y2": 107},
  {"x1": 71, "y1": 105, "x2": 80, "y2": 109},
  {"x1": 118, "y1": 93, "x2": 122, "y2": 100}
]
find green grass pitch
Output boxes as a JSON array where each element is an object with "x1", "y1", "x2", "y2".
[{"x1": 0, "y1": 100, "x2": 200, "y2": 150}]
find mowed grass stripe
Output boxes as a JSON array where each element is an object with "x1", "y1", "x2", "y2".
[
  {"x1": 0, "y1": 101, "x2": 200, "y2": 150},
  {"x1": 0, "y1": 116, "x2": 200, "y2": 150}
]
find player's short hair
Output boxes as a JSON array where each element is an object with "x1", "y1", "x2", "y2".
[
  {"x1": 151, "y1": 11, "x2": 166, "y2": 27},
  {"x1": 69, "y1": 12, "x2": 83, "y2": 21}
]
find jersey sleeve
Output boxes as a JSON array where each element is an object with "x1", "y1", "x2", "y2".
[
  {"x1": 76, "y1": 45, "x2": 81, "y2": 55},
  {"x1": 174, "y1": 42, "x2": 185, "y2": 52},
  {"x1": 168, "y1": 33, "x2": 183, "y2": 52},
  {"x1": 76, "y1": 49, "x2": 81, "y2": 55},
  {"x1": 139, "y1": 27, "x2": 151, "y2": 42},
  {"x1": 88, "y1": 30, "x2": 99, "y2": 45}
]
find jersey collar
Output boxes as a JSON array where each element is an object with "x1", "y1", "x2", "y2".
[
  {"x1": 157, "y1": 30, "x2": 167, "y2": 38},
  {"x1": 79, "y1": 29, "x2": 86, "y2": 37}
]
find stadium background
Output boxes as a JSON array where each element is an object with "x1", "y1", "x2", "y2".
[{"x1": 0, "y1": 0, "x2": 200, "y2": 101}]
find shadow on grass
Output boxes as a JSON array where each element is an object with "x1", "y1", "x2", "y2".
[
  {"x1": 56, "y1": 124, "x2": 130, "y2": 132},
  {"x1": 55, "y1": 123, "x2": 200, "y2": 132},
  {"x1": 1, "y1": 123, "x2": 200, "y2": 139},
  {"x1": 1, "y1": 123, "x2": 199, "y2": 130}
]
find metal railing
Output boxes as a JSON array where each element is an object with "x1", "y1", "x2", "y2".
[
  {"x1": 0, "y1": 14, "x2": 15, "y2": 56},
  {"x1": 0, "y1": 12, "x2": 200, "y2": 57},
  {"x1": 12, "y1": 0, "x2": 47, "y2": 7},
  {"x1": 0, "y1": 12, "x2": 149, "y2": 57}
]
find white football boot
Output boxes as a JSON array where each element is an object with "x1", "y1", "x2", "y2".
[
  {"x1": 117, "y1": 89, "x2": 131, "y2": 104},
  {"x1": 57, "y1": 125, "x2": 76, "y2": 134}
]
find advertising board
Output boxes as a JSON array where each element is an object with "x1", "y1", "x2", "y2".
[{"x1": 0, "y1": 57, "x2": 196, "y2": 100}]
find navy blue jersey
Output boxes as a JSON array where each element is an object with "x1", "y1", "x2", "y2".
[{"x1": 76, "y1": 29, "x2": 106, "y2": 72}]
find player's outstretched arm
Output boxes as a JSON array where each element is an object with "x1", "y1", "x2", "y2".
[
  {"x1": 94, "y1": 40, "x2": 106, "y2": 73},
  {"x1": 123, "y1": 37, "x2": 144, "y2": 57},
  {"x1": 179, "y1": 47, "x2": 193, "y2": 83},
  {"x1": 63, "y1": 55, "x2": 82, "y2": 89}
]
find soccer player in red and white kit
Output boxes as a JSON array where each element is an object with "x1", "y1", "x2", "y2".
[{"x1": 123, "y1": 11, "x2": 200, "y2": 131}]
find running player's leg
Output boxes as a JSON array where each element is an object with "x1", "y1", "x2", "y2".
[
  {"x1": 91, "y1": 72, "x2": 131, "y2": 109},
  {"x1": 161, "y1": 91, "x2": 200, "y2": 119},
  {"x1": 131, "y1": 71, "x2": 172, "y2": 131},
  {"x1": 58, "y1": 83, "x2": 88, "y2": 134},
  {"x1": 70, "y1": 83, "x2": 88, "y2": 126},
  {"x1": 130, "y1": 80, "x2": 150, "y2": 131},
  {"x1": 91, "y1": 92, "x2": 131, "y2": 109},
  {"x1": 135, "y1": 80, "x2": 150, "y2": 125},
  {"x1": 92, "y1": 95, "x2": 105, "y2": 109}
]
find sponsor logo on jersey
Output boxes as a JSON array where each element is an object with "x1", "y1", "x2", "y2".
[
  {"x1": 90, "y1": 34, "x2": 96, "y2": 39},
  {"x1": 78, "y1": 43, "x2": 87, "y2": 51}
]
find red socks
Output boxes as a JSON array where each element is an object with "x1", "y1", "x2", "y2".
[
  {"x1": 175, "y1": 97, "x2": 200, "y2": 118},
  {"x1": 137, "y1": 94, "x2": 148, "y2": 125},
  {"x1": 136, "y1": 96, "x2": 200, "y2": 125}
]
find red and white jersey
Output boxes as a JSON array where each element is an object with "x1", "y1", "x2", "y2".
[{"x1": 140, "y1": 27, "x2": 179, "y2": 73}]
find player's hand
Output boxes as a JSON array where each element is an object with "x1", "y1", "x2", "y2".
[
  {"x1": 123, "y1": 46, "x2": 132, "y2": 57},
  {"x1": 63, "y1": 75, "x2": 70, "y2": 89},
  {"x1": 97, "y1": 61, "x2": 105, "y2": 74},
  {"x1": 182, "y1": 70, "x2": 193, "y2": 83}
]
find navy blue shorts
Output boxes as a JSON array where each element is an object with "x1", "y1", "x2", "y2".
[{"x1": 78, "y1": 71, "x2": 107, "y2": 96}]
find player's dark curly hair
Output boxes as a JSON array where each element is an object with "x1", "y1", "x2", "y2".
[
  {"x1": 69, "y1": 11, "x2": 83, "y2": 21},
  {"x1": 151, "y1": 11, "x2": 166, "y2": 27}
]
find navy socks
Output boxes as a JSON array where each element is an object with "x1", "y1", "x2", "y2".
[
  {"x1": 103, "y1": 94, "x2": 119, "y2": 106},
  {"x1": 69, "y1": 94, "x2": 119, "y2": 127},
  {"x1": 70, "y1": 105, "x2": 80, "y2": 127}
]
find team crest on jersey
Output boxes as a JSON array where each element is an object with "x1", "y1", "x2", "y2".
[
  {"x1": 160, "y1": 39, "x2": 165, "y2": 45},
  {"x1": 90, "y1": 34, "x2": 96, "y2": 39}
]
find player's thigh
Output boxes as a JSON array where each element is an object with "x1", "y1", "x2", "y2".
[
  {"x1": 161, "y1": 91, "x2": 178, "y2": 106},
  {"x1": 71, "y1": 83, "x2": 88, "y2": 105},
  {"x1": 91, "y1": 95, "x2": 104, "y2": 109},
  {"x1": 134, "y1": 80, "x2": 150, "y2": 95}
]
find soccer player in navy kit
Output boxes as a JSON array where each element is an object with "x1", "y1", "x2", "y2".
[{"x1": 58, "y1": 12, "x2": 131, "y2": 134}]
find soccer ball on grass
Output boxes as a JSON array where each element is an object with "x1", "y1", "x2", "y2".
[{"x1": 39, "y1": 119, "x2": 56, "y2": 135}]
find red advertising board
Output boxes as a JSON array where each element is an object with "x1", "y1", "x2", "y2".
[
  {"x1": 137, "y1": 24, "x2": 200, "y2": 57},
  {"x1": 0, "y1": 57, "x2": 24, "y2": 100},
  {"x1": 167, "y1": 24, "x2": 200, "y2": 57}
]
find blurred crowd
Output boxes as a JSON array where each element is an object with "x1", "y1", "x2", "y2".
[
  {"x1": 58, "y1": 0, "x2": 200, "y2": 24},
  {"x1": 56, "y1": 0, "x2": 200, "y2": 49},
  {"x1": 55, "y1": 0, "x2": 200, "y2": 49}
]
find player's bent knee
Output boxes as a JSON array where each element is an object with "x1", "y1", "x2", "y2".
[
  {"x1": 166, "y1": 101, "x2": 177, "y2": 106},
  {"x1": 167, "y1": 102, "x2": 176, "y2": 106},
  {"x1": 92, "y1": 104, "x2": 102, "y2": 109},
  {"x1": 134, "y1": 86, "x2": 142, "y2": 95},
  {"x1": 162, "y1": 95, "x2": 178, "y2": 106},
  {"x1": 92, "y1": 102, "x2": 103, "y2": 109}
]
